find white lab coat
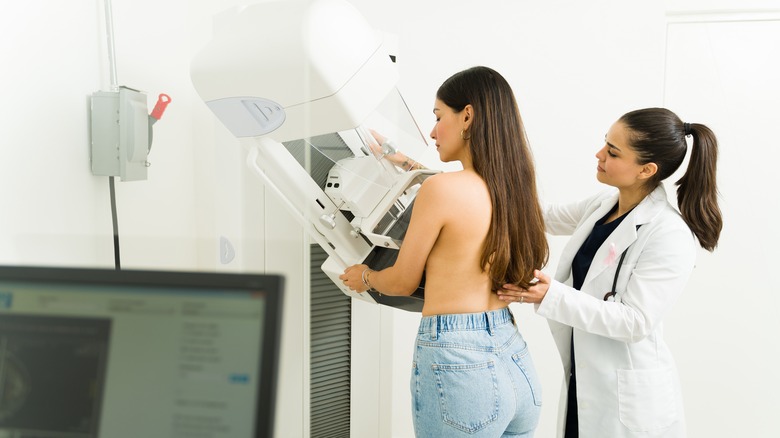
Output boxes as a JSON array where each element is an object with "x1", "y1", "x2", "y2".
[{"x1": 536, "y1": 185, "x2": 696, "y2": 438}]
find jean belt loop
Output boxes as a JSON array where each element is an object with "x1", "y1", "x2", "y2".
[
  {"x1": 432, "y1": 316, "x2": 439, "y2": 341},
  {"x1": 486, "y1": 311, "x2": 494, "y2": 336}
]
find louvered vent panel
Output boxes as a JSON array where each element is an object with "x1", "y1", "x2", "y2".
[
  {"x1": 310, "y1": 244, "x2": 351, "y2": 437},
  {"x1": 283, "y1": 133, "x2": 354, "y2": 189}
]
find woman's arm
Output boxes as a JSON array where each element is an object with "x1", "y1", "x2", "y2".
[
  {"x1": 501, "y1": 221, "x2": 697, "y2": 343},
  {"x1": 367, "y1": 129, "x2": 426, "y2": 171},
  {"x1": 340, "y1": 175, "x2": 446, "y2": 295}
]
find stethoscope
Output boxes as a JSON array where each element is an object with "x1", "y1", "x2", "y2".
[
  {"x1": 603, "y1": 247, "x2": 629, "y2": 302},
  {"x1": 603, "y1": 225, "x2": 641, "y2": 302}
]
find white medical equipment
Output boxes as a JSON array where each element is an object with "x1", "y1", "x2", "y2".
[{"x1": 191, "y1": 0, "x2": 438, "y2": 311}]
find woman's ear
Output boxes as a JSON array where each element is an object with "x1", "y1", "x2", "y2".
[
  {"x1": 638, "y1": 162, "x2": 658, "y2": 180},
  {"x1": 462, "y1": 104, "x2": 474, "y2": 128}
]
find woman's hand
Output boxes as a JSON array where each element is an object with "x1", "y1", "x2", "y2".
[
  {"x1": 367, "y1": 129, "x2": 401, "y2": 161},
  {"x1": 367, "y1": 129, "x2": 423, "y2": 171},
  {"x1": 497, "y1": 269, "x2": 551, "y2": 304},
  {"x1": 339, "y1": 264, "x2": 370, "y2": 293}
]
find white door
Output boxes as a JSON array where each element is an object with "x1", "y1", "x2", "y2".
[{"x1": 664, "y1": 14, "x2": 780, "y2": 437}]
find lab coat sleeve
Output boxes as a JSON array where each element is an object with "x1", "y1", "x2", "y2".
[
  {"x1": 536, "y1": 220, "x2": 697, "y2": 343},
  {"x1": 543, "y1": 190, "x2": 614, "y2": 235}
]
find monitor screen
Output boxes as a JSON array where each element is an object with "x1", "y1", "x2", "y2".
[{"x1": 0, "y1": 266, "x2": 284, "y2": 438}]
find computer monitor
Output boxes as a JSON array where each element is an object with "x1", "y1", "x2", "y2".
[{"x1": 0, "y1": 265, "x2": 284, "y2": 438}]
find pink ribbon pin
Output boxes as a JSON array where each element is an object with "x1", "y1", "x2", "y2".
[{"x1": 604, "y1": 242, "x2": 618, "y2": 266}]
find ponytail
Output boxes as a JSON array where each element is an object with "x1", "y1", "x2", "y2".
[
  {"x1": 619, "y1": 108, "x2": 723, "y2": 251},
  {"x1": 675, "y1": 123, "x2": 723, "y2": 251}
]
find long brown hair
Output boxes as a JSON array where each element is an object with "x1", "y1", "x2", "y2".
[
  {"x1": 620, "y1": 108, "x2": 722, "y2": 251},
  {"x1": 436, "y1": 66, "x2": 548, "y2": 289}
]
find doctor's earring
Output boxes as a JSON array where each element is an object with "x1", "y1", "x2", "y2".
[{"x1": 460, "y1": 129, "x2": 471, "y2": 140}]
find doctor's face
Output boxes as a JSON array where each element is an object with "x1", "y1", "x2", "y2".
[
  {"x1": 595, "y1": 121, "x2": 647, "y2": 190},
  {"x1": 430, "y1": 99, "x2": 468, "y2": 164}
]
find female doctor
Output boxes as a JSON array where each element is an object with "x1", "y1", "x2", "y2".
[{"x1": 499, "y1": 107, "x2": 722, "y2": 437}]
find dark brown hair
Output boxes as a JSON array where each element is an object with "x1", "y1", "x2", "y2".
[
  {"x1": 436, "y1": 66, "x2": 548, "y2": 289},
  {"x1": 619, "y1": 107, "x2": 722, "y2": 251}
]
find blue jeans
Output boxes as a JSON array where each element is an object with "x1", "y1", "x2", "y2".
[{"x1": 411, "y1": 308, "x2": 542, "y2": 437}]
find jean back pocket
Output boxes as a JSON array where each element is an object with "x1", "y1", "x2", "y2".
[{"x1": 432, "y1": 360, "x2": 499, "y2": 434}]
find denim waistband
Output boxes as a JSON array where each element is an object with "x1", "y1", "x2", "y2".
[{"x1": 418, "y1": 307, "x2": 514, "y2": 337}]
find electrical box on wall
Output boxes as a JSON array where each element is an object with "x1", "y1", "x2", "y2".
[{"x1": 90, "y1": 86, "x2": 149, "y2": 181}]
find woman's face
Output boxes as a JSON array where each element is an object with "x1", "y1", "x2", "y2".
[
  {"x1": 595, "y1": 121, "x2": 649, "y2": 190},
  {"x1": 430, "y1": 99, "x2": 469, "y2": 164}
]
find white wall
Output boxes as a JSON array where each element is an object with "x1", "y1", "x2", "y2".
[{"x1": 3, "y1": 1, "x2": 779, "y2": 437}]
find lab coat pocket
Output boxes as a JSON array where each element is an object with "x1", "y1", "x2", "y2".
[{"x1": 617, "y1": 367, "x2": 679, "y2": 432}]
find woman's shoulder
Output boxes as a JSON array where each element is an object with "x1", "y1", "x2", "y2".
[
  {"x1": 654, "y1": 204, "x2": 692, "y2": 235},
  {"x1": 415, "y1": 171, "x2": 489, "y2": 213},
  {"x1": 641, "y1": 186, "x2": 689, "y2": 230},
  {"x1": 426, "y1": 169, "x2": 480, "y2": 181},
  {"x1": 422, "y1": 170, "x2": 485, "y2": 192},
  {"x1": 637, "y1": 200, "x2": 696, "y2": 255}
]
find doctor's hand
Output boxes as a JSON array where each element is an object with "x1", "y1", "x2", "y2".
[
  {"x1": 339, "y1": 264, "x2": 370, "y2": 293},
  {"x1": 497, "y1": 270, "x2": 551, "y2": 304}
]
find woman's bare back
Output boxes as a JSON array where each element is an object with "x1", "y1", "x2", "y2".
[{"x1": 419, "y1": 170, "x2": 508, "y2": 316}]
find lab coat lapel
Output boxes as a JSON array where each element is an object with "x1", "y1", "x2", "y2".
[
  {"x1": 554, "y1": 193, "x2": 619, "y2": 283},
  {"x1": 580, "y1": 217, "x2": 639, "y2": 289},
  {"x1": 580, "y1": 186, "x2": 668, "y2": 290}
]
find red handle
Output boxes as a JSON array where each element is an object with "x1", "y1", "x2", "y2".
[{"x1": 150, "y1": 93, "x2": 171, "y2": 120}]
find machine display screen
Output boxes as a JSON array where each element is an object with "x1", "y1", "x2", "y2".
[{"x1": 0, "y1": 266, "x2": 283, "y2": 438}]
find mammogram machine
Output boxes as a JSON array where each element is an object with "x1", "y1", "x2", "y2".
[{"x1": 191, "y1": 0, "x2": 438, "y2": 311}]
